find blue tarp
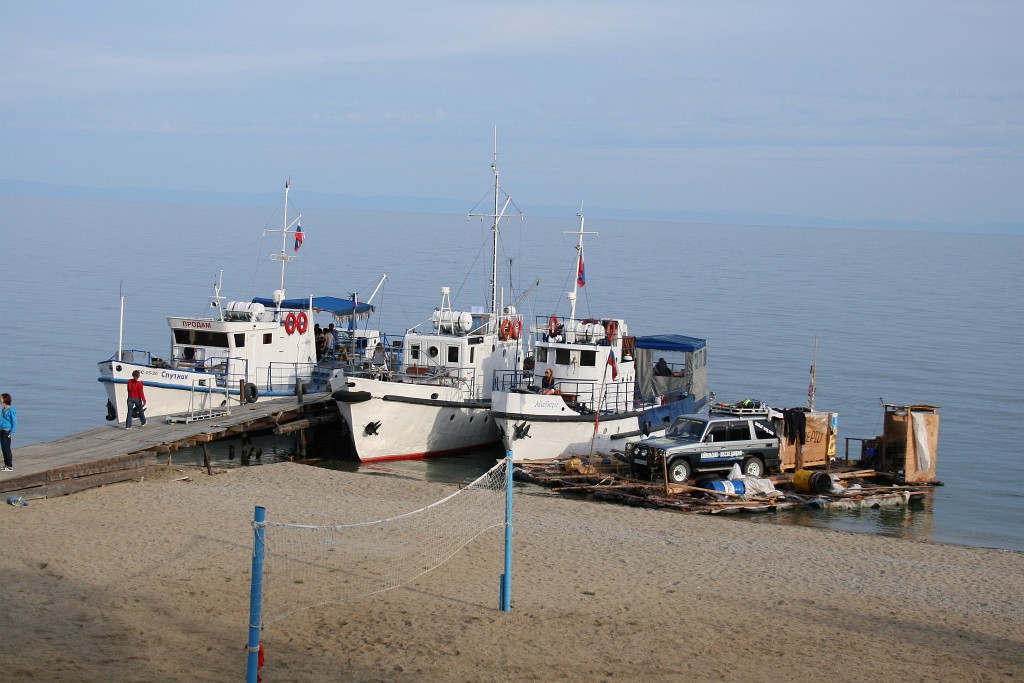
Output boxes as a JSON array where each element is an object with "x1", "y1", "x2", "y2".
[
  {"x1": 250, "y1": 296, "x2": 375, "y2": 320},
  {"x1": 633, "y1": 334, "x2": 707, "y2": 352}
]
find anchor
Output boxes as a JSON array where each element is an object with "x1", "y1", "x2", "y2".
[{"x1": 364, "y1": 420, "x2": 382, "y2": 436}]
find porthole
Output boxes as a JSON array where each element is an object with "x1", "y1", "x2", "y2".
[
  {"x1": 449, "y1": 414, "x2": 455, "y2": 421},
  {"x1": 428, "y1": 346, "x2": 439, "y2": 358},
  {"x1": 431, "y1": 393, "x2": 439, "y2": 400}
]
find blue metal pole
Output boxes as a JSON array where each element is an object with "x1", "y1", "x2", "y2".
[
  {"x1": 500, "y1": 451, "x2": 513, "y2": 612},
  {"x1": 246, "y1": 506, "x2": 266, "y2": 683}
]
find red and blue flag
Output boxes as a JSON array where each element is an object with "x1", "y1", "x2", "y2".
[
  {"x1": 293, "y1": 222, "x2": 303, "y2": 252},
  {"x1": 576, "y1": 249, "x2": 586, "y2": 287},
  {"x1": 607, "y1": 347, "x2": 618, "y2": 380}
]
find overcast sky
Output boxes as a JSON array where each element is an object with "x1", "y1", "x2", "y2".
[{"x1": 1, "y1": 1, "x2": 1021, "y2": 230}]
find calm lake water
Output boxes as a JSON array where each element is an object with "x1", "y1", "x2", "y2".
[{"x1": 1, "y1": 196, "x2": 1021, "y2": 552}]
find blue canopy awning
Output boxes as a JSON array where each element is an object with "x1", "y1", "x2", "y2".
[
  {"x1": 633, "y1": 334, "x2": 707, "y2": 352},
  {"x1": 251, "y1": 296, "x2": 375, "y2": 320}
]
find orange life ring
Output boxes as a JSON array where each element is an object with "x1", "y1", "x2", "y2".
[
  {"x1": 499, "y1": 318, "x2": 513, "y2": 341},
  {"x1": 547, "y1": 315, "x2": 560, "y2": 337},
  {"x1": 605, "y1": 319, "x2": 618, "y2": 344},
  {"x1": 295, "y1": 311, "x2": 308, "y2": 334},
  {"x1": 284, "y1": 312, "x2": 297, "y2": 335},
  {"x1": 512, "y1": 318, "x2": 523, "y2": 340}
]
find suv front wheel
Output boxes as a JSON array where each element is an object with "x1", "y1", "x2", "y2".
[
  {"x1": 666, "y1": 458, "x2": 691, "y2": 484},
  {"x1": 742, "y1": 456, "x2": 766, "y2": 478}
]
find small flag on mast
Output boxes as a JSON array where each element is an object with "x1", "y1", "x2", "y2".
[
  {"x1": 293, "y1": 222, "x2": 303, "y2": 252},
  {"x1": 577, "y1": 248, "x2": 586, "y2": 287},
  {"x1": 607, "y1": 347, "x2": 618, "y2": 380}
]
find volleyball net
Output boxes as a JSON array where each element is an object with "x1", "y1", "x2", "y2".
[{"x1": 246, "y1": 456, "x2": 513, "y2": 681}]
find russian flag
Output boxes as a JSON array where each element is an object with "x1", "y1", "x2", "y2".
[
  {"x1": 577, "y1": 249, "x2": 586, "y2": 287},
  {"x1": 293, "y1": 222, "x2": 303, "y2": 252},
  {"x1": 607, "y1": 347, "x2": 618, "y2": 380}
]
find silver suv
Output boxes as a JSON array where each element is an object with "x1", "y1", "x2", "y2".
[{"x1": 627, "y1": 408, "x2": 781, "y2": 484}]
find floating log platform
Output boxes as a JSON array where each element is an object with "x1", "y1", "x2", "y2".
[
  {"x1": 513, "y1": 456, "x2": 934, "y2": 515},
  {"x1": 1, "y1": 392, "x2": 339, "y2": 501}
]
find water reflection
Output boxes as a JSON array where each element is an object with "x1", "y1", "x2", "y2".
[{"x1": 731, "y1": 494, "x2": 934, "y2": 543}]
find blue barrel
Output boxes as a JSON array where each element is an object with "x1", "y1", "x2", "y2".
[{"x1": 708, "y1": 479, "x2": 746, "y2": 496}]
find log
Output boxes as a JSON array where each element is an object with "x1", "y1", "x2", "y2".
[{"x1": 272, "y1": 413, "x2": 339, "y2": 435}]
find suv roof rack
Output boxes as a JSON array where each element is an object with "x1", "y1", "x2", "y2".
[{"x1": 709, "y1": 401, "x2": 771, "y2": 416}]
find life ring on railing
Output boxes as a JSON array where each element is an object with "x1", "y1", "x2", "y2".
[
  {"x1": 511, "y1": 318, "x2": 523, "y2": 340},
  {"x1": 295, "y1": 311, "x2": 308, "y2": 334},
  {"x1": 284, "y1": 312, "x2": 297, "y2": 335},
  {"x1": 244, "y1": 383, "x2": 259, "y2": 403},
  {"x1": 548, "y1": 315, "x2": 560, "y2": 337},
  {"x1": 605, "y1": 319, "x2": 618, "y2": 344},
  {"x1": 499, "y1": 318, "x2": 513, "y2": 341}
]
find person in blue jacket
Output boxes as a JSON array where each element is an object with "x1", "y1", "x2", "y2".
[{"x1": 0, "y1": 393, "x2": 16, "y2": 471}]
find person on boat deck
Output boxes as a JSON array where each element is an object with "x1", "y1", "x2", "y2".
[
  {"x1": 541, "y1": 368, "x2": 559, "y2": 394},
  {"x1": 323, "y1": 324, "x2": 337, "y2": 357},
  {"x1": 0, "y1": 393, "x2": 16, "y2": 471},
  {"x1": 654, "y1": 358, "x2": 672, "y2": 376},
  {"x1": 125, "y1": 370, "x2": 147, "y2": 429},
  {"x1": 314, "y1": 324, "x2": 324, "y2": 360},
  {"x1": 372, "y1": 342, "x2": 387, "y2": 368}
]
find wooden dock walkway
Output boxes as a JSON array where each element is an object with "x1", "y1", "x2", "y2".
[{"x1": 0, "y1": 392, "x2": 339, "y2": 501}]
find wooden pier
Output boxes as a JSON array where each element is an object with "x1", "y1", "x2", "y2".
[{"x1": 0, "y1": 392, "x2": 339, "y2": 500}]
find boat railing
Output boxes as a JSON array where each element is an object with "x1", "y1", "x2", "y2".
[
  {"x1": 532, "y1": 314, "x2": 616, "y2": 345},
  {"x1": 109, "y1": 349, "x2": 155, "y2": 365},
  {"x1": 494, "y1": 370, "x2": 636, "y2": 413}
]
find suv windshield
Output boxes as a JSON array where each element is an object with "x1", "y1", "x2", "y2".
[{"x1": 666, "y1": 417, "x2": 706, "y2": 439}]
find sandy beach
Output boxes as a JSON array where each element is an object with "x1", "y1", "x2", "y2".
[{"x1": 1, "y1": 462, "x2": 1021, "y2": 682}]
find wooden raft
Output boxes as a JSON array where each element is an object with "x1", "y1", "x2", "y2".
[{"x1": 513, "y1": 457, "x2": 933, "y2": 515}]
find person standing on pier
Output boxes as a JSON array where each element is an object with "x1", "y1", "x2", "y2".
[
  {"x1": 0, "y1": 393, "x2": 15, "y2": 471},
  {"x1": 125, "y1": 371, "x2": 147, "y2": 430}
]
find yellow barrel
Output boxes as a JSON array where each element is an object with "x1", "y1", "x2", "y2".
[{"x1": 793, "y1": 469, "x2": 832, "y2": 494}]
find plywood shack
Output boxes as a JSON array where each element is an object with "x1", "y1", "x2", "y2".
[
  {"x1": 875, "y1": 404, "x2": 940, "y2": 483},
  {"x1": 776, "y1": 411, "x2": 838, "y2": 471}
]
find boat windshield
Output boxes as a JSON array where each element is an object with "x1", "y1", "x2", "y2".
[{"x1": 666, "y1": 417, "x2": 706, "y2": 439}]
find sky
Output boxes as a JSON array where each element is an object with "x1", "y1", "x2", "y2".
[{"x1": 1, "y1": 1, "x2": 1021, "y2": 231}]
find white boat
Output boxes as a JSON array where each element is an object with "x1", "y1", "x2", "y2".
[
  {"x1": 330, "y1": 148, "x2": 526, "y2": 461},
  {"x1": 490, "y1": 213, "x2": 709, "y2": 462},
  {"x1": 97, "y1": 182, "x2": 377, "y2": 423}
]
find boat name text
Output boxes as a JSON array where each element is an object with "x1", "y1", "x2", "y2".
[
  {"x1": 182, "y1": 320, "x2": 213, "y2": 329},
  {"x1": 161, "y1": 371, "x2": 191, "y2": 381}
]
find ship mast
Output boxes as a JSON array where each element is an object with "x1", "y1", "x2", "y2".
[
  {"x1": 267, "y1": 178, "x2": 302, "y2": 309},
  {"x1": 469, "y1": 128, "x2": 518, "y2": 325},
  {"x1": 565, "y1": 205, "x2": 598, "y2": 324}
]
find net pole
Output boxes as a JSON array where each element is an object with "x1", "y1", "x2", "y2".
[
  {"x1": 500, "y1": 452, "x2": 513, "y2": 612},
  {"x1": 246, "y1": 506, "x2": 266, "y2": 683}
]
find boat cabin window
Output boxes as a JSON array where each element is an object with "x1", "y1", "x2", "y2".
[
  {"x1": 410, "y1": 344, "x2": 420, "y2": 361},
  {"x1": 470, "y1": 347, "x2": 475, "y2": 363},
  {"x1": 263, "y1": 333, "x2": 272, "y2": 345},
  {"x1": 555, "y1": 349, "x2": 571, "y2": 365},
  {"x1": 447, "y1": 346, "x2": 460, "y2": 363},
  {"x1": 579, "y1": 350, "x2": 596, "y2": 367},
  {"x1": 234, "y1": 333, "x2": 245, "y2": 348},
  {"x1": 537, "y1": 348, "x2": 548, "y2": 363},
  {"x1": 174, "y1": 329, "x2": 231, "y2": 348},
  {"x1": 428, "y1": 345, "x2": 439, "y2": 358}
]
